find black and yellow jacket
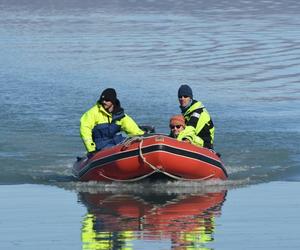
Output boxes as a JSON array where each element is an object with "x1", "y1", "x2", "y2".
[{"x1": 178, "y1": 100, "x2": 215, "y2": 149}]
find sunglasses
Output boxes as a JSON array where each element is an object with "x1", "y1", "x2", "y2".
[
  {"x1": 178, "y1": 95, "x2": 189, "y2": 98},
  {"x1": 170, "y1": 125, "x2": 183, "y2": 129},
  {"x1": 102, "y1": 99, "x2": 112, "y2": 103}
]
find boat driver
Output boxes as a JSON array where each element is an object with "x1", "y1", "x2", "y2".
[{"x1": 176, "y1": 84, "x2": 215, "y2": 149}]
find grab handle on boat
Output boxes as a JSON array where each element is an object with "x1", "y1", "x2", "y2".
[{"x1": 120, "y1": 136, "x2": 144, "y2": 150}]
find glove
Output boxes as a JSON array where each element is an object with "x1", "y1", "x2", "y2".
[
  {"x1": 182, "y1": 137, "x2": 192, "y2": 144},
  {"x1": 139, "y1": 125, "x2": 155, "y2": 134}
]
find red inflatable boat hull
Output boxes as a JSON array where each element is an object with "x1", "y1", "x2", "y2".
[{"x1": 72, "y1": 134, "x2": 228, "y2": 182}]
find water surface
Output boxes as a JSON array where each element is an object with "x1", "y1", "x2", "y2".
[{"x1": 0, "y1": 0, "x2": 300, "y2": 248}]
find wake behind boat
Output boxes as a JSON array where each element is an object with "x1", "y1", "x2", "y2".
[{"x1": 72, "y1": 134, "x2": 228, "y2": 182}]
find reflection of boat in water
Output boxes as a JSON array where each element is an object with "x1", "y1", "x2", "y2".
[
  {"x1": 73, "y1": 134, "x2": 228, "y2": 182},
  {"x1": 79, "y1": 190, "x2": 227, "y2": 249}
]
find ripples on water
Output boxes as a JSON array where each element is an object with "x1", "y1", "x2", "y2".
[
  {"x1": 1, "y1": 1, "x2": 300, "y2": 249},
  {"x1": 0, "y1": 0, "x2": 300, "y2": 185}
]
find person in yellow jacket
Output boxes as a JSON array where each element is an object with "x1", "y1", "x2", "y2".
[
  {"x1": 80, "y1": 88, "x2": 144, "y2": 158},
  {"x1": 176, "y1": 84, "x2": 215, "y2": 149},
  {"x1": 169, "y1": 114, "x2": 205, "y2": 147}
]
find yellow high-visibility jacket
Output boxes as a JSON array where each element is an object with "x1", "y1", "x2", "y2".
[
  {"x1": 80, "y1": 103, "x2": 144, "y2": 152},
  {"x1": 177, "y1": 100, "x2": 214, "y2": 149}
]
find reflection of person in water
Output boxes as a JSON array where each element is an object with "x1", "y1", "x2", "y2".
[
  {"x1": 81, "y1": 213, "x2": 134, "y2": 250},
  {"x1": 175, "y1": 216, "x2": 215, "y2": 249},
  {"x1": 80, "y1": 193, "x2": 150, "y2": 249},
  {"x1": 79, "y1": 191, "x2": 226, "y2": 249}
]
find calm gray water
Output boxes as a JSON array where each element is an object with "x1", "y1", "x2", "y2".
[{"x1": 0, "y1": 0, "x2": 300, "y2": 249}]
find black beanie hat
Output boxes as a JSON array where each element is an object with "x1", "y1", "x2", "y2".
[
  {"x1": 99, "y1": 88, "x2": 117, "y2": 103},
  {"x1": 178, "y1": 84, "x2": 193, "y2": 99}
]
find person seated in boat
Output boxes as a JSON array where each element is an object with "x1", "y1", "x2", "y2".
[
  {"x1": 169, "y1": 114, "x2": 204, "y2": 146},
  {"x1": 80, "y1": 88, "x2": 144, "y2": 158},
  {"x1": 176, "y1": 84, "x2": 215, "y2": 149},
  {"x1": 169, "y1": 114, "x2": 186, "y2": 138}
]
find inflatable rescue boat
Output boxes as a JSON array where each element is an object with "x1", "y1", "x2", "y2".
[{"x1": 72, "y1": 134, "x2": 228, "y2": 182}]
